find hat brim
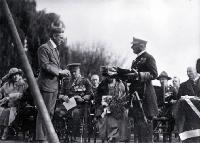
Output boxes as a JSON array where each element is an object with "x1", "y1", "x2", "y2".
[
  {"x1": 156, "y1": 76, "x2": 171, "y2": 80},
  {"x1": 9, "y1": 71, "x2": 23, "y2": 78}
]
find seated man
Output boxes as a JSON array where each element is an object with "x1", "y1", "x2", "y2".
[
  {"x1": 154, "y1": 71, "x2": 177, "y2": 141},
  {"x1": 177, "y1": 67, "x2": 200, "y2": 98},
  {"x1": 175, "y1": 67, "x2": 200, "y2": 142},
  {"x1": 58, "y1": 63, "x2": 93, "y2": 137},
  {"x1": 154, "y1": 71, "x2": 177, "y2": 108}
]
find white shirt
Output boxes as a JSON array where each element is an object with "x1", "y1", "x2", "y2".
[{"x1": 50, "y1": 39, "x2": 57, "y2": 49}]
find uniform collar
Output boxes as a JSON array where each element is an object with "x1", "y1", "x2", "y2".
[
  {"x1": 50, "y1": 39, "x2": 57, "y2": 49},
  {"x1": 137, "y1": 50, "x2": 146, "y2": 58}
]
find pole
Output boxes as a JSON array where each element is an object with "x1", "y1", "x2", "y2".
[{"x1": 1, "y1": 0, "x2": 60, "y2": 142}]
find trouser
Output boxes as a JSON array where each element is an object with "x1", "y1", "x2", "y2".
[
  {"x1": 36, "y1": 90, "x2": 58, "y2": 141},
  {"x1": 134, "y1": 118, "x2": 153, "y2": 143}
]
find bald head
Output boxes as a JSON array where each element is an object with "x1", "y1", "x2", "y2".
[{"x1": 187, "y1": 67, "x2": 198, "y2": 80}]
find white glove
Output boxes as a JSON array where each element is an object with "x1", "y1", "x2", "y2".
[{"x1": 59, "y1": 69, "x2": 71, "y2": 77}]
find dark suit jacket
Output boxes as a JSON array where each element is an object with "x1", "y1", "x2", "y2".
[
  {"x1": 129, "y1": 51, "x2": 158, "y2": 118},
  {"x1": 177, "y1": 78, "x2": 200, "y2": 98},
  {"x1": 37, "y1": 40, "x2": 61, "y2": 92}
]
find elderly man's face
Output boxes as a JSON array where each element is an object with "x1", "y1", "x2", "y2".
[
  {"x1": 91, "y1": 76, "x2": 99, "y2": 88},
  {"x1": 131, "y1": 44, "x2": 143, "y2": 54},
  {"x1": 187, "y1": 67, "x2": 197, "y2": 80}
]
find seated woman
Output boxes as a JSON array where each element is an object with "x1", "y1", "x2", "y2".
[
  {"x1": 0, "y1": 67, "x2": 28, "y2": 140},
  {"x1": 96, "y1": 66, "x2": 130, "y2": 143}
]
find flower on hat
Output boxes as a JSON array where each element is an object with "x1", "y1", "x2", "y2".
[{"x1": 2, "y1": 68, "x2": 23, "y2": 82}]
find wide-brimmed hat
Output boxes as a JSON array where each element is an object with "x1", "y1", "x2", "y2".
[
  {"x1": 100, "y1": 66, "x2": 116, "y2": 77},
  {"x1": 2, "y1": 68, "x2": 23, "y2": 82},
  {"x1": 157, "y1": 71, "x2": 171, "y2": 80}
]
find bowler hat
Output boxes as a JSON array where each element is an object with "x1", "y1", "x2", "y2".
[
  {"x1": 131, "y1": 37, "x2": 147, "y2": 46},
  {"x1": 157, "y1": 71, "x2": 171, "y2": 80},
  {"x1": 67, "y1": 63, "x2": 81, "y2": 71}
]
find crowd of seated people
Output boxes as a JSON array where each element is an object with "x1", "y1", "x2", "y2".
[{"x1": 0, "y1": 58, "x2": 199, "y2": 142}]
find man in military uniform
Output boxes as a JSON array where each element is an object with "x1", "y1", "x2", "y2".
[
  {"x1": 128, "y1": 37, "x2": 159, "y2": 143},
  {"x1": 59, "y1": 63, "x2": 93, "y2": 137}
]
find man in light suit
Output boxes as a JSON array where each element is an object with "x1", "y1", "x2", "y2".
[
  {"x1": 128, "y1": 37, "x2": 158, "y2": 143},
  {"x1": 36, "y1": 19, "x2": 70, "y2": 143}
]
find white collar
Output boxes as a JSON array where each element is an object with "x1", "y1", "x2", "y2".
[
  {"x1": 50, "y1": 39, "x2": 57, "y2": 49},
  {"x1": 194, "y1": 75, "x2": 200, "y2": 81},
  {"x1": 137, "y1": 50, "x2": 146, "y2": 58}
]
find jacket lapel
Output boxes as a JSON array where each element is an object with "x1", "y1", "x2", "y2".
[
  {"x1": 47, "y1": 41, "x2": 60, "y2": 66},
  {"x1": 195, "y1": 78, "x2": 200, "y2": 97},
  {"x1": 186, "y1": 80, "x2": 195, "y2": 96},
  {"x1": 132, "y1": 52, "x2": 146, "y2": 70}
]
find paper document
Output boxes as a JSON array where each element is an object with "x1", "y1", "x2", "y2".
[{"x1": 63, "y1": 97, "x2": 77, "y2": 111}]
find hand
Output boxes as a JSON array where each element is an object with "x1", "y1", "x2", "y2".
[
  {"x1": 58, "y1": 94, "x2": 64, "y2": 99},
  {"x1": 59, "y1": 94, "x2": 69, "y2": 102},
  {"x1": 63, "y1": 96, "x2": 69, "y2": 102},
  {"x1": 170, "y1": 99, "x2": 176, "y2": 104},
  {"x1": 74, "y1": 95, "x2": 84, "y2": 102},
  {"x1": 83, "y1": 95, "x2": 90, "y2": 101},
  {"x1": 59, "y1": 69, "x2": 71, "y2": 77},
  {"x1": 165, "y1": 92, "x2": 172, "y2": 98}
]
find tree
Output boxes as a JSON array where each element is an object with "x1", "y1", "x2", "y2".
[
  {"x1": 0, "y1": 0, "x2": 65, "y2": 77},
  {"x1": 67, "y1": 42, "x2": 125, "y2": 77},
  {"x1": 0, "y1": 0, "x2": 37, "y2": 76}
]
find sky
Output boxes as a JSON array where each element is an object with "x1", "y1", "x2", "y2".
[{"x1": 36, "y1": 0, "x2": 200, "y2": 84}]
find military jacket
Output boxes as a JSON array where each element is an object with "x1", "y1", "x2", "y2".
[
  {"x1": 129, "y1": 51, "x2": 158, "y2": 118},
  {"x1": 61, "y1": 76, "x2": 93, "y2": 99}
]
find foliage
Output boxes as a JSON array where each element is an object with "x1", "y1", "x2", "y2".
[
  {"x1": 68, "y1": 42, "x2": 125, "y2": 78},
  {"x1": 0, "y1": 0, "x2": 124, "y2": 80},
  {"x1": 0, "y1": 0, "x2": 64, "y2": 76},
  {"x1": 0, "y1": 0, "x2": 37, "y2": 76}
]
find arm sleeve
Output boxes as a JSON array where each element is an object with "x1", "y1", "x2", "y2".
[
  {"x1": 84, "y1": 79, "x2": 94, "y2": 99},
  {"x1": 38, "y1": 46, "x2": 60, "y2": 76}
]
